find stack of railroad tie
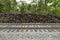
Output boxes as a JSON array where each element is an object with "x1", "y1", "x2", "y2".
[
  {"x1": 0, "y1": 23, "x2": 60, "y2": 32},
  {"x1": 0, "y1": 23, "x2": 60, "y2": 40}
]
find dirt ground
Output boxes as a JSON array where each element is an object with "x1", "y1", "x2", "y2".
[{"x1": 0, "y1": 13, "x2": 60, "y2": 23}]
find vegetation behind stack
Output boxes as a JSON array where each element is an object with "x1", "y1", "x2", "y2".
[{"x1": 0, "y1": 0, "x2": 60, "y2": 15}]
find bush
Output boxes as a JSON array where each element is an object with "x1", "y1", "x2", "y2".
[
  {"x1": 52, "y1": 7, "x2": 60, "y2": 15},
  {"x1": 0, "y1": 0, "x2": 60, "y2": 16}
]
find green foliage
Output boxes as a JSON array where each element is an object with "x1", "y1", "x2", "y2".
[
  {"x1": 0, "y1": 0, "x2": 60, "y2": 15},
  {"x1": 52, "y1": 7, "x2": 60, "y2": 15},
  {"x1": 0, "y1": 3, "x2": 3, "y2": 12},
  {"x1": 0, "y1": 0, "x2": 18, "y2": 13}
]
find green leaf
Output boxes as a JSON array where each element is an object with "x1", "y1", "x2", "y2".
[{"x1": 52, "y1": 7, "x2": 60, "y2": 15}]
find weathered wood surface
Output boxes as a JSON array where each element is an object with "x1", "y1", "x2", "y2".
[
  {"x1": 0, "y1": 29, "x2": 60, "y2": 32},
  {"x1": 0, "y1": 31, "x2": 60, "y2": 40},
  {"x1": 0, "y1": 28, "x2": 60, "y2": 40},
  {"x1": 0, "y1": 23, "x2": 60, "y2": 29},
  {"x1": 0, "y1": 23, "x2": 60, "y2": 40}
]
